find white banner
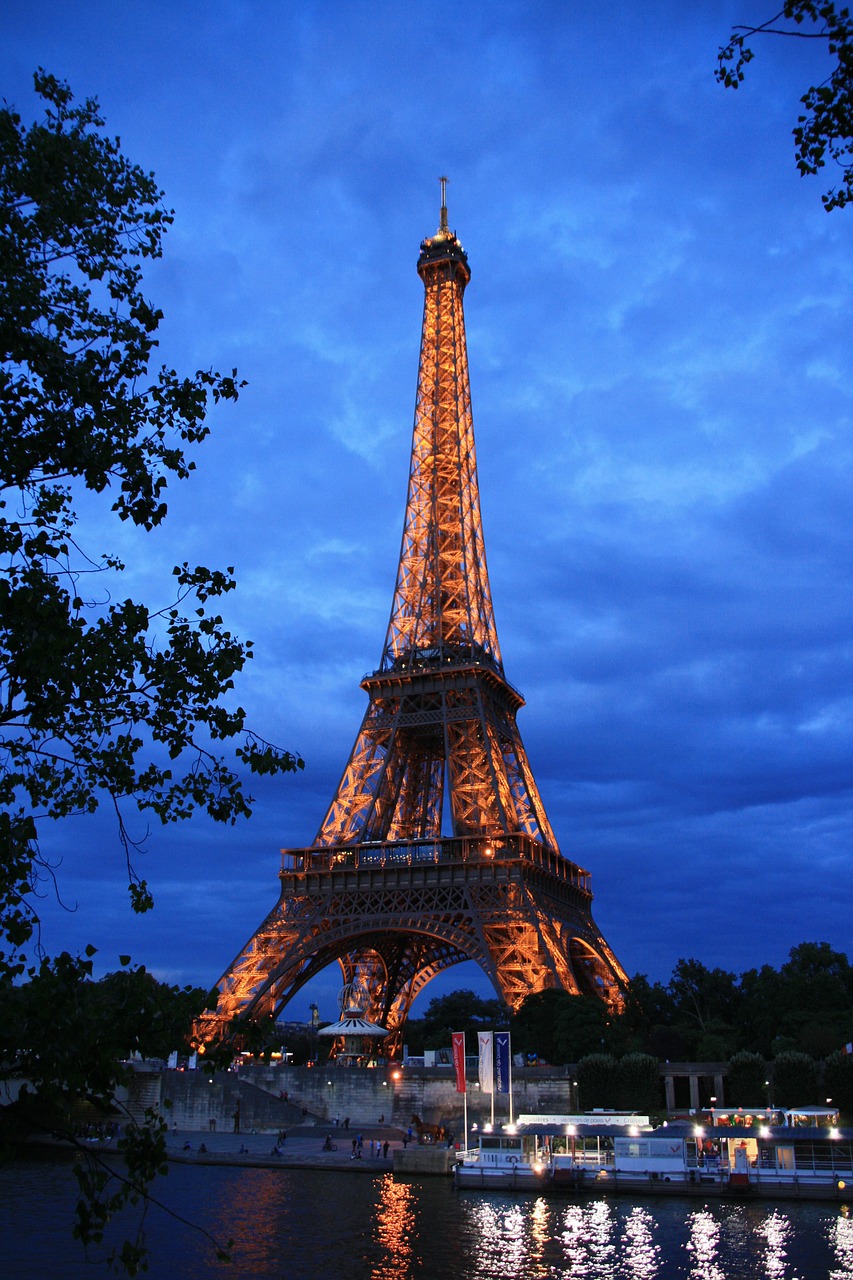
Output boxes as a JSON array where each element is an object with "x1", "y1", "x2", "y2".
[{"x1": 478, "y1": 1031, "x2": 494, "y2": 1093}]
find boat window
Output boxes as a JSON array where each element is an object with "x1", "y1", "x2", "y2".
[
  {"x1": 480, "y1": 1138, "x2": 501, "y2": 1150},
  {"x1": 501, "y1": 1138, "x2": 522, "y2": 1151},
  {"x1": 776, "y1": 1145, "x2": 795, "y2": 1171}
]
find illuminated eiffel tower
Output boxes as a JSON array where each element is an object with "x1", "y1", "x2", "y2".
[{"x1": 205, "y1": 183, "x2": 626, "y2": 1053}]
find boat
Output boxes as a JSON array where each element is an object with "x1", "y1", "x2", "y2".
[
  {"x1": 453, "y1": 1108, "x2": 853, "y2": 1200},
  {"x1": 454, "y1": 1112, "x2": 652, "y2": 1190}
]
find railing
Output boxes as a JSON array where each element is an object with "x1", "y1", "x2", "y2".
[{"x1": 280, "y1": 833, "x2": 591, "y2": 893}]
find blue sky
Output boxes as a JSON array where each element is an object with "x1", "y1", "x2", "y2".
[{"x1": 4, "y1": 2, "x2": 852, "y2": 1020}]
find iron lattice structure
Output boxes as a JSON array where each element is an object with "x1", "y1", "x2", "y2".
[{"x1": 204, "y1": 191, "x2": 626, "y2": 1054}]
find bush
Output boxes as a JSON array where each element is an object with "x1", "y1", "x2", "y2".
[
  {"x1": 824, "y1": 1051, "x2": 853, "y2": 1122},
  {"x1": 616, "y1": 1053, "x2": 660, "y2": 1113},
  {"x1": 771, "y1": 1051, "x2": 819, "y2": 1106},
  {"x1": 726, "y1": 1051, "x2": 767, "y2": 1106},
  {"x1": 577, "y1": 1054, "x2": 619, "y2": 1109}
]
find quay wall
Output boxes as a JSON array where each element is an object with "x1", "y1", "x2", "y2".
[{"x1": 138, "y1": 1061, "x2": 727, "y2": 1135}]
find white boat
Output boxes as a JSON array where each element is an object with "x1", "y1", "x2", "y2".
[
  {"x1": 454, "y1": 1108, "x2": 853, "y2": 1200},
  {"x1": 454, "y1": 1113, "x2": 651, "y2": 1190}
]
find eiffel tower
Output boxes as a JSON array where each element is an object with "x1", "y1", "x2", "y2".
[{"x1": 205, "y1": 183, "x2": 626, "y2": 1054}]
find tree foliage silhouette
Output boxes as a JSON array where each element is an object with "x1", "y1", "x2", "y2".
[
  {"x1": 718, "y1": 2, "x2": 853, "y2": 210},
  {"x1": 0, "y1": 69, "x2": 302, "y2": 1273}
]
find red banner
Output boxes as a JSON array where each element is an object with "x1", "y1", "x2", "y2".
[{"x1": 451, "y1": 1031, "x2": 466, "y2": 1093}]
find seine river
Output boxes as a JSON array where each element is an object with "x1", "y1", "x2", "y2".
[{"x1": 3, "y1": 1155, "x2": 852, "y2": 1279}]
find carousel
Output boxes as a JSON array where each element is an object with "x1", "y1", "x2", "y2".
[{"x1": 317, "y1": 982, "x2": 390, "y2": 1064}]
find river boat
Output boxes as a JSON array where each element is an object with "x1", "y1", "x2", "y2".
[
  {"x1": 454, "y1": 1113, "x2": 651, "y2": 1191},
  {"x1": 454, "y1": 1108, "x2": 853, "y2": 1201}
]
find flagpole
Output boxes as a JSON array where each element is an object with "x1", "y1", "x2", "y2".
[{"x1": 463, "y1": 1076, "x2": 468, "y2": 1153}]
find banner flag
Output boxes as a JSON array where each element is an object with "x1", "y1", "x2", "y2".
[
  {"x1": 495, "y1": 1031, "x2": 511, "y2": 1094},
  {"x1": 452, "y1": 1031, "x2": 467, "y2": 1093},
  {"x1": 478, "y1": 1031, "x2": 494, "y2": 1093}
]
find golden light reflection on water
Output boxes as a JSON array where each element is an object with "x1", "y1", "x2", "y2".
[
  {"x1": 207, "y1": 1168, "x2": 295, "y2": 1270},
  {"x1": 371, "y1": 1173, "x2": 416, "y2": 1280},
  {"x1": 685, "y1": 1209, "x2": 725, "y2": 1280}
]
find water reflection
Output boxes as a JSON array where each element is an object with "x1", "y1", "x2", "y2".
[
  {"x1": 622, "y1": 1206, "x2": 661, "y2": 1279},
  {"x1": 756, "y1": 1209, "x2": 790, "y2": 1279},
  {"x1": 685, "y1": 1209, "x2": 725, "y2": 1280},
  {"x1": 528, "y1": 1197, "x2": 552, "y2": 1275},
  {"x1": 829, "y1": 1204, "x2": 853, "y2": 1280},
  {"x1": 207, "y1": 1167, "x2": 295, "y2": 1273},
  {"x1": 464, "y1": 1198, "x2": 551, "y2": 1278},
  {"x1": 371, "y1": 1174, "x2": 416, "y2": 1280},
  {"x1": 559, "y1": 1200, "x2": 619, "y2": 1276},
  {"x1": 3, "y1": 1157, "x2": 853, "y2": 1279}
]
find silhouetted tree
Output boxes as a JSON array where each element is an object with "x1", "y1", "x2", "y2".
[
  {"x1": 667, "y1": 959, "x2": 740, "y2": 1059},
  {"x1": 824, "y1": 1050, "x2": 853, "y2": 1120},
  {"x1": 1, "y1": 69, "x2": 302, "y2": 1272},
  {"x1": 511, "y1": 989, "x2": 610, "y2": 1064},
  {"x1": 577, "y1": 1053, "x2": 620, "y2": 1109},
  {"x1": 717, "y1": 2, "x2": 853, "y2": 210},
  {"x1": 404, "y1": 989, "x2": 508, "y2": 1053},
  {"x1": 726, "y1": 1051, "x2": 769, "y2": 1106},
  {"x1": 772, "y1": 1050, "x2": 820, "y2": 1105},
  {"x1": 615, "y1": 1053, "x2": 661, "y2": 1114}
]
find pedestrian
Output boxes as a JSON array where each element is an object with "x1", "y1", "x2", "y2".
[
  {"x1": 369, "y1": 1139, "x2": 375, "y2": 1157},
  {"x1": 351, "y1": 1138, "x2": 357, "y2": 1159},
  {"x1": 357, "y1": 1133, "x2": 363, "y2": 1155},
  {"x1": 383, "y1": 1140, "x2": 389, "y2": 1158},
  {"x1": 343, "y1": 1116, "x2": 350, "y2": 1130},
  {"x1": 233, "y1": 1102, "x2": 241, "y2": 1134}
]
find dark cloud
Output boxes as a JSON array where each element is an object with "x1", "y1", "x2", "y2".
[{"x1": 4, "y1": 2, "x2": 852, "y2": 1012}]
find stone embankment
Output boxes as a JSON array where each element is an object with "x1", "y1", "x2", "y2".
[
  {"x1": 147, "y1": 1062, "x2": 576, "y2": 1137},
  {"x1": 129, "y1": 1059, "x2": 727, "y2": 1133}
]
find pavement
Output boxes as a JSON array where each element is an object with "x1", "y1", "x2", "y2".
[{"x1": 164, "y1": 1126, "x2": 410, "y2": 1172}]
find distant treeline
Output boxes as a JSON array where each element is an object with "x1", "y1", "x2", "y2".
[{"x1": 400, "y1": 942, "x2": 853, "y2": 1114}]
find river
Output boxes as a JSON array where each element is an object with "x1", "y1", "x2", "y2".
[{"x1": 3, "y1": 1154, "x2": 852, "y2": 1279}]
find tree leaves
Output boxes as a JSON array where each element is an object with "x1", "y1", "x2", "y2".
[
  {"x1": 717, "y1": 2, "x2": 853, "y2": 210},
  {"x1": 0, "y1": 71, "x2": 305, "y2": 974},
  {"x1": 0, "y1": 70, "x2": 302, "y2": 1273}
]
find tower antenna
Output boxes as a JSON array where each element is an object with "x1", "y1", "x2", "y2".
[{"x1": 438, "y1": 175, "x2": 449, "y2": 232}]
